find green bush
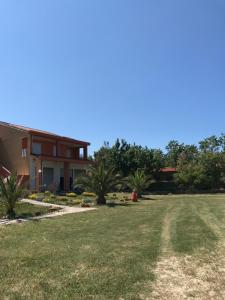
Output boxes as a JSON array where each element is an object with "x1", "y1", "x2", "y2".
[
  {"x1": 43, "y1": 198, "x2": 52, "y2": 203},
  {"x1": 82, "y1": 198, "x2": 93, "y2": 204},
  {"x1": 72, "y1": 199, "x2": 82, "y2": 205},
  {"x1": 44, "y1": 191, "x2": 51, "y2": 196},
  {"x1": 122, "y1": 195, "x2": 128, "y2": 201},
  {"x1": 82, "y1": 192, "x2": 96, "y2": 197},
  {"x1": 22, "y1": 189, "x2": 30, "y2": 198},
  {"x1": 57, "y1": 196, "x2": 69, "y2": 202},
  {"x1": 66, "y1": 192, "x2": 77, "y2": 197},
  {"x1": 28, "y1": 194, "x2": 38, "y2": 200}
]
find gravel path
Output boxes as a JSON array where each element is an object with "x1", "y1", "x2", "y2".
[{"x1": 0, "y1": 199, "x2": 96, "y2": 225}]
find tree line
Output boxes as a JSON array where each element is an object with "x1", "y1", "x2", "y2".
[{"x1": 93, "y1": 135, "x2": 225, "y2": 192}]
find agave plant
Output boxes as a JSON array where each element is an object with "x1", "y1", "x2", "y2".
[
  {"x1": 0, "y1": 172, "x2": 23, "y2": 218},
  {"x1": 75, "y1": 162, "x2": 121, "y2": 205},
  {"x1": 126, "y1": 169, "x2": 152, "y2": 198}
]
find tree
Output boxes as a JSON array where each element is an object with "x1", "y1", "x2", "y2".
[
  {"x1": 94, "y1": 139, "x2": 165, "y2": 177},
  {"x1": 126, "y1": 169, "x2": 152, "y2": 198},
  {"x1": 219, "y1": 133, "x2": 225, "y2": 152},
  {"x1": 199, "y1": 136, "x2": 221, "y2": 153},
  {"x1": 175, "y1": 152, "x2": 225, "y2": 191},
  {"x1": 165, "y1": 140, "x2": 185, "y2": 167},
  {"x1": 0, "y1": 172, "x2": 23, "y2": 218},
  {"x1": 175, "y1": 161, "x2": 209, "y2": 191},
  {"x1": 75, "y1": 162, "x2": 121, "y2": 205}
]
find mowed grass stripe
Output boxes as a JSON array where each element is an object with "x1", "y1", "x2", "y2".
[
  {"x1": 0, "y1": 202, "x2": 167, "y2": 299},
  {"x1": 171, "y1": 200, "x2": 217, "y2": 254},
  {"x1": 193, "y1": 197, "x2": 225, "y2": 237}
]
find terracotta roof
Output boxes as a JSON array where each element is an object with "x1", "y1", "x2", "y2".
[
  {"x1": 159, "y1": 167, "x2": 177, "y2": 173},
  {"x1": 0, "y1": 121, "x2": 90, "y2": 146}
]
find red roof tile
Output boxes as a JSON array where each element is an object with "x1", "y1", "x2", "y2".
[{"x1": 159, "y1": 167, "x2": 177, "y2": 173}]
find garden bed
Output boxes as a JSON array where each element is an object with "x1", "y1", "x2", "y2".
[
  {"x1": 0, "y1": 201, "x2": 58, "y2": 219},
  {"x1": 27, "y1": 192, "x2": 96, "y2": 207}
]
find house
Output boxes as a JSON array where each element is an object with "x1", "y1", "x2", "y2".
[
  {"x1": 150, "y1": 167, "x2": 177, "y2": 193},
  {"x1": 158, "y1": 167, "x2": 177, "y2": 181},
  {"x1": 0, "y1": 121, "x2": 91, "y2": 191}
]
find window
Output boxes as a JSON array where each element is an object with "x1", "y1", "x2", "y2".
[
  {"x1": 66, "y1": 148, "x2": 72, "y2": 158},
  {"x1": 32, "y1": 143, "x2": 41, "y2": 155},
  {"x1": 21, "y1": 149, "x2": 27, "y2": 157},
  {"x1": 79, "y1": 148, "x2": 84, "y2": 159},
  {"x1": 53, "y1": 145, "x2": 56, "y2": 157}
]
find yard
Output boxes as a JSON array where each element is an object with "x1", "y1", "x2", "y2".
[
  {"x1": 1, "y1": 194, "x2": 225, "y2": 299},
  {"x1": 0, "y1": 202, "x2": 54, "y2": 219}
]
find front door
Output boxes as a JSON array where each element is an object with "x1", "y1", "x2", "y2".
[
  {"x1": 43, "y1": 167, "x2": 54, "y2": 188},
  {"x1": 60, "y1": 177, "x2": 64, "y2": 191}
]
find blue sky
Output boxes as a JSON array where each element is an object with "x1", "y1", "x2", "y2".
[{"x1": 0, "y1": 0, "x2": 225, "y2": 154}]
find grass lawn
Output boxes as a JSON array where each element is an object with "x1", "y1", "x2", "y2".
[
  {"x1": 0, "y1": 201, "x2": 55, "y2": 219},
  {"x1": 1, "y1": 194, "x2": 225, "y2": 299}
]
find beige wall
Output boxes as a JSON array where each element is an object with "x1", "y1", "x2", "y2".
[{"x1": 0, "y1": 124, "x2": 30, "y2": 175}]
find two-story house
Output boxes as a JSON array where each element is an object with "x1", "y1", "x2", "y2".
[{"x1": 0, "y1": 121, "x2": 91, "y2": 191}]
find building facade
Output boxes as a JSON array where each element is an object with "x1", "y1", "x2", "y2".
[{"x1": 0, "y1": 121, "x2": 91, "y2": 191}]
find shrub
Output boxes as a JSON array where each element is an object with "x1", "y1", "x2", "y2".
[
  {"x1": 43, "y1": 198, "x2": 52, "y2": 203},
  {"x1": 82, "y1": 192, "x2": 96, "y2": 197},
  {"x1": 44, "y1": 191, "x2": 51, "y2": 196},
  {"x1": 66, "y1": 192, "x2": 77, "y2": 197},
  {"x1": 0, "y1": 172, "x2": 23, "y2": 218},
  {"x1": 126, "y1": 170, "x2": 152, "y2": 198},
  {"x1": 22, "y1": 189, "x2": 30, "y2": 198},
  {"x1": 75, "y1": 163, "x2": 121, "y2": 205},
  {"x1": 82, "y1": 198, "x2": 93, "y2": 204},
  {"x1": 57, "y1": 196, "x2": 69, "y2": 202},
  {"x1": 28, "y1": 193, "x2": 38, "y2": 200},
  {"x1": 72, "y1": 199, "x2": 82, "y2": 205},
  {"x1": 122, "y1": 195, "x2": 128, "y2": 201}
]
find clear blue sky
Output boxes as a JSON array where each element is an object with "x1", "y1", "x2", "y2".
[{"x1": 0, "y1": 0, "x2": 225, "y2": 154}]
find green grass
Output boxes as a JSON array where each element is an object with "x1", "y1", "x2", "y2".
[
  {"x1": 0, "y1": 194, "x2": 225, "y2": 299},
  {"x1": 171, "y1": 200, "x2": 217, "y2": 253},
  {"x1": 0, "y1": 201, "x2": 53, "y2": 219}
]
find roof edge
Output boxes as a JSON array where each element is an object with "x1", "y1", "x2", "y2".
[{"x1": 0, "y1": 121, "x2": 90, "y2": 146}]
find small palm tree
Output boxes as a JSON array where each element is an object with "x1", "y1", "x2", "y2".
[
  {"x1": 75, "y1": 163, "x2": 120, "y2": 205},
  {"x1": 0, "y1": 172, "x2": 23, "y2": 218},
  {"x1": 126, "y1": 169, "x2": 152, "y2": 198}
]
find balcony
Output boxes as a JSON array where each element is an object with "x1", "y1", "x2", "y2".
[{"x1": 31, "y1": 141, "x2": 88, "y2": 163}]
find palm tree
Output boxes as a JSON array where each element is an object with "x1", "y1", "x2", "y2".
[
  {"x1": 0, "y1": 172, "x2": 23, "y2": 218},
  {"x1": 75, "y1": 163, "x2": 120, "y2": 205},
  {"x1": 126, "y1": 169, "x2": 152, "y2": 198}
]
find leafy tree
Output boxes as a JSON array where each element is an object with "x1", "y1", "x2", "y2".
[
  {"x1": 94, "y1": 135, "x2": 225, "y2": 192},
  {"x1": 125, "y1": 170, "x2": 152, "y2": 198},
  {"x1": 0, "y1": 172, "x2": 23, "y2": 218},
  {"x1": 75, "y1": 162, "x2": 121, "y2": 205},
  {"x1": 175, "y1": 161, "x2": 208, "y2": 191},
  {"x1": 94, "y1": 139, "x2": 165, "y2": 177},
  {"x1": 199, "y1": 135, "x2": 221, "y2": 153},
  {"x1": 165, "y1": 140, "x2": 185, "y2": 167},
  {"x1": 175, "y1": 152, "x2": 225, "y2": 191},
  {"x1": 219, "y1": 133, "x2": 225, "y2": 152}
]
